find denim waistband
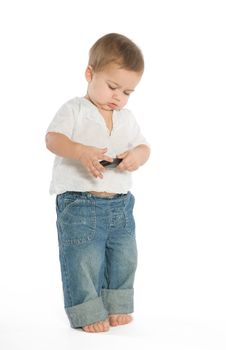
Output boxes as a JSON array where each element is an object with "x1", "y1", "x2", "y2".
[{"x1": 58, "y1": 191, "x2": 130, "y2": 202}]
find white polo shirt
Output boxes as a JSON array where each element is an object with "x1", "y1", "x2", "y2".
[{"x1": 47, "y1": 97, "x2": 149, "y2": 194}]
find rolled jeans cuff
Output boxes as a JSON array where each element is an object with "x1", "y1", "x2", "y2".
[
  {"x1": 65, "y1": 296, "x2": 108, "y2": 328},
  {"x1": 101, "y1": 288, "x2": 134, "y2": 314}
]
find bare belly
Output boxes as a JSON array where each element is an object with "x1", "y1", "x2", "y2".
[{"x1": 88, "y1": 191, "x2": 117, "y2": 197}]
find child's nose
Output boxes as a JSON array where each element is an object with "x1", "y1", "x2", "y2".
[{"x1": 112, "y1": 92, "x2": 120, "y2": 101}]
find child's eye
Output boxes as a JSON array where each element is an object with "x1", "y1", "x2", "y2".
[
  {"x1": 124, "y1": 92, "x2": 130, "y2": 96},
  {"x1": 108, "y1": 85, "x2": 117, "y2": 90}
]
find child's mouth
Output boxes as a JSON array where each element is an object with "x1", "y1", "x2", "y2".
[{"x1": 108, "y1": 103, "x2": 117, "y2": 109}]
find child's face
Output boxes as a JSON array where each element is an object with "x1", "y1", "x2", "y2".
[{"x1": 85, "y1": 64, "x2": 142, "y2": 111}]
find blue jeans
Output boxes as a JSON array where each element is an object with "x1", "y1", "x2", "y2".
[{"x1": 56, "y1": 191, "x2": 137, "y2": 328}]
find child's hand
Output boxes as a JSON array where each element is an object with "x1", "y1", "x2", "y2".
[
  {"x1": 116, "y1": 149, "x2": 140, "y2": 172},
  {"x1": 78, "y1": 145, "x2": 113, "y2": 179},
  {"x1": 116, "y1": 145, "x2": 150, "y2": 172}
]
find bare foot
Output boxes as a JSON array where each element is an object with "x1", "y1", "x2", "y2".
[
  {"x1": 82, "y1": 319, "x2": 110, "y2": 333},
  {"x1": 109, "y1": 314, "x2": 133, "y2": 327}
]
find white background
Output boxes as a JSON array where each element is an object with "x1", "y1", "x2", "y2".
[{"x1": 0, "y1": 0, "x2": 226, "y2": 349}]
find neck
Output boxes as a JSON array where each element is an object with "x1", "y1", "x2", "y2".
[{"x1": 84, "y1": 94, "x2": 113, "y2": 112}]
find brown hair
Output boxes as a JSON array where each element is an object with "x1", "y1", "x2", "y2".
[{"x1": 88, "y1": 33, "x2": 144, "y2": 73}]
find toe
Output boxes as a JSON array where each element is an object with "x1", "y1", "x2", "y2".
[
  {"x1": 83, "y1": 319, "x2": 109, "y2": 333},
  {"x1": 88, "y1": 325, "x2": 95, "y2": 332},
  {"x1": 83, "y1": 325, "x2": 91, "y2": 332},
  {"x1": 125, "y1": 315, "x2": 132, "y2": 323},
  {"x1": 93, "y1": 322, "x2": 101, "y2": 332},
  {"x1": 109, "y1": 314, "x2": 133, "y2": 327},
  {"x1": 109, "y1": 316, "x2": 118, "y2": 327},
  {"x1": 103, "y1": 320, "x2": 110, "y2": 331}
]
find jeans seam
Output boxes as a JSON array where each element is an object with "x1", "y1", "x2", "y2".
[{"x1": 61, "y1": 248, "x2": 73, "y2": 307}]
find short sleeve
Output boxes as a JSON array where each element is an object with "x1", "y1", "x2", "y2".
[
  {"x1": 127, "y1": 111, "x2": 150, "y2": 149},
  {"x1": 46, "y1": 99, "x2": 78, "y2": 139}
]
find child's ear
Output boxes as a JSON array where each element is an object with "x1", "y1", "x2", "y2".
[{"x1": 85, "y1": 65, "x2": 93, "y2": 82}]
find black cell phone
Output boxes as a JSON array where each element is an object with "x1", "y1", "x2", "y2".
[{"x1": 100, "y1": 158, "x2": 122, "y2": 168}]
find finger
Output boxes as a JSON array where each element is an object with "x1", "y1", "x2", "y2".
[
  {"x1": 117, "y1": 151, "x2": 128, "y2": 159},
  {"x1": 101, "y1": 155, "x2": 113, "y2": 162},
  {"x1": 123, "y1": 161, "x2": 138, "y2": 171},
  {"x1": 118, "y1": 158, "x2": 134, "y2": 170},
  {"x1": 98, "y1": 164, "x2": 106, "y2": 172},
  {"x1": 94, "y1": 168, "x2": 103, "y2": 178},
  {"x1": 127, "y1": 165, "x2": 135, "y2": 171},
  {"x1": 89, "y1": 164, "x2": 103, "y2": 179},
  {"x1": 92, "y1": 160, "x2": 106, "y2": 173},
  {"x1": 97, "y1": 148, "x2": 113, "y2": 162},
  {"x1": 99, "y1": 152, "x2": 113, "y2": 162},
  {"x1": 99, "y1": 147, "x2": 108, "y2": 154},
  {"x1": 93, "y1": 168, "x2": 104, "y2": 178},
  {"x1": 117, "y1": 161, "x2": 126, "y2": 171}
]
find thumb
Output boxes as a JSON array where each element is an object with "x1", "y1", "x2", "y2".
[
  {"x1": 100, "y1": 147, "x2": 108, "y2": 153},
  {"x1": 117, "y1": 151, "x2": 128, "y2": 159}
]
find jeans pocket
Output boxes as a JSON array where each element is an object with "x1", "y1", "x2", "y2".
[{"x1": 57, "y1": 197, "x2": 96, "y2": 246}]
